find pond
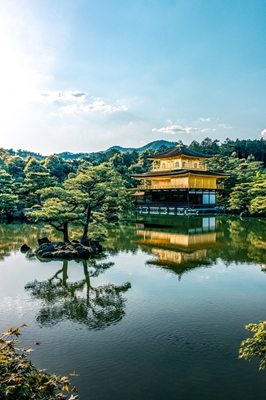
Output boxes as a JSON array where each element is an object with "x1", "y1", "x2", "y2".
[{"x1": 1, "y1": 215, "x2": 266, "y2": 400}]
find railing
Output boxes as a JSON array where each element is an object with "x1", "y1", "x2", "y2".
[
  {"x1": 152, "y1": 164, "x2": 207, "y2": 171},
  {"x1": 134, "y1": 202, "x2": 217, "y2": 209},
  {"x1": 135, "y1": 201, "x2": 193, "y2": 208},
  {"x1": 137, "y1": 183, "x2": 217, "y2": 190}
]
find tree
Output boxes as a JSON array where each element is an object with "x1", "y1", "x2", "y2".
[
  {"x1": 64, "y1": 164, "x2": 130, "y2": 244},
  {"x1": 6, "y1": 155, "x2": 26, "y2": 179},
  {"x1": 18, "y1": 172, "x2": 56, "y2": 207},
  {"x1": 27, "y1": 187, "x2": 87, "y2": 242},
  {"x1": 248, "y1": 174, "x2": 266, "y2": 214},
  {"x1": 0, "y1": 169, "x2": 18, "y2": 219},
  {"x1": 0, "y1": 148, "x2": 10, "y2": 171},
  {"x1": 0, "y1": 325, "x2": 79, "y2": 399},
  {"x1": 229, "y1": 172, "x2": 266, "y2": 213},
  {"x1": 239, "y1": 321, "x2": 266, "y2": 370},
  {"x1": 0, "y1": 194, "x2": 18, "y2": 220},
  {"x1": 44, "y1": 154, "x2": 71, "y2": 182},
  {"x1": 206, "y1": 154, "x2": 265, "y2": 208},
  {"x1": 24, "y1": 157, "x2": 48, "y2": 174},
  {"x1": 250, "y1": 196, "x2": 266, "y2": 214}
]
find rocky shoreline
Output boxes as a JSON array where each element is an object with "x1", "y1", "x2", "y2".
[{"x1": 21, "y1": 237, "x2": 102, "y2": 260}]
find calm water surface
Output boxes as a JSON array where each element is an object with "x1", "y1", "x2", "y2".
[{"x1": 1, "y1": 215, "x2": 266, "y2": 399}]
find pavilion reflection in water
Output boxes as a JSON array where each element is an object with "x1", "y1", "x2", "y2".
[{"x1": 134, "y1": 216, "x2": 226, "y2": 278}]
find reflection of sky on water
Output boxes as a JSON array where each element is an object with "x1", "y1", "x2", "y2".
[{"x1": 1, "y1": 218, "x2": 266, "y2": 399}]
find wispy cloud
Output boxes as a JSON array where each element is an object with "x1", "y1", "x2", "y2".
[
  {"x1": 217, "y1": 123, "x2": 232, "y2": 129},
  {"x1": 152, "y1": 124, "x2": 211, "y2": 135},
  {"x1": 198, "y1": 117, "x2": 211, "y2": 122},
  {"x1": 37, "y1": 90, "x2": 128, "y2": 114},
  {"x1": 61, "y1": 100, "x2": 128, "y2": 114},
  {"x1": 39, "y1": 90, "x2": 88, "y2": 103}
]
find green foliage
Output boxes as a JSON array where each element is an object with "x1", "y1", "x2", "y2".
[
  {"x1": 1, "y1": 138, "x2": 266, "y2": 221},
  {"x1": 64, "y1": 164, "x2": 131, "y2": 243},
  {"x1": 229, "y1": 172, "x2": 266, "y2": 213},
  {"x1": 0, "y1": 169, "x2": 15, "y2": 196},
  {"x1": 27, "y1": 187, "x2": 88, "y2": 242},
  {"x1": 0, "y1": 194, "x2": 18, "y2": 218},
  {"x1": 24, "y1": 157, "x2": 48, "y2": 174},
  {"x1": 6, "y1": 155, "x2": 26, "y2": 179},
  {"x1": 17, "y1": 172, "x2": 56, "y2": 208},
  {"x1": 0, "y1": 325, "x2": 79, "y2": 399},
  {"x1": 206, "y1": 154, "x2": 265, "y2": 208},
  {"x1": 249, "y1": 196, "x2": 266, "y2": 214},
  {"x1": 44, "y1": 155, "x2": 74, "y2": 182},
  {"x1": 239, "y1": 321, "x2": 266, "y2": 370},
  {"x1": 0, "y1": 170, "x2": 18, "y2": 217}
]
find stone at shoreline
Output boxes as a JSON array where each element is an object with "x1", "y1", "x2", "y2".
[
  {"x1": 21, "y1": 244, "x2": 30, "y2": 252},
  {"x1": 37, "y1": 237, "x2": 51, "y2": 246},
  {"x1": 36, "y1": 242, "x2": 91, "y2": 259}
]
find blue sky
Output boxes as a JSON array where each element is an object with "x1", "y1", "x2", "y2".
[{"x1": 1, "y1": 0, "x2": 266, "y2": 154}]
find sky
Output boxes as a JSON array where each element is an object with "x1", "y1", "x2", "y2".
[{"x1": 0, "y1": 0, "x2": 266, "y2": 155}]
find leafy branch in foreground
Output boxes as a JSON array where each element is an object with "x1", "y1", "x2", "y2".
[
  {"x1": 239, "y1": 321, "x2": 266, "y2": 370},
  {"x1": 0, "y1": 325, "x2": 79, "y2": 399}
]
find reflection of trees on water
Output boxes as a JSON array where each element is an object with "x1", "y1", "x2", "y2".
[
  {"x1": 132, "y1": 216, "x2": 266, "y2": 277},
  {"x1": 0, "y1": 224, "x2": 60, "y2": 261},
  {"x1": 25, "y1": 259, "x2": 131, "y2": 330},
  {"x1": 104, "y1": 222, "x2": 140, "y2": 255},
  {"x1": 1, "y1": 216, "x2": 266, "y2": 270},
  {"x1": 210, "y1": 218, "x2": 266, "y2": 266}
]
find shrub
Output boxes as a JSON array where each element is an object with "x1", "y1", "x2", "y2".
[{"x1": 0, "y1": 325, "x2": 79, "y2": 399}]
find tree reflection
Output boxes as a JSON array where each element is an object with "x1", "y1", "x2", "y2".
[
  {"x1": 25, "y1": 259, "x2": 131, "y2": 329},
  {"x1": 133, "y1": 216, "x2": 266, "y2": 277},
  {"x1": 0, "y1": 224, "x2": 61, "y2": 261}
]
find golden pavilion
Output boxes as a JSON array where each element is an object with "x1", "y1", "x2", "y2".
[{"x1": 132, "y1": 145, "x2": 229, "y2": 212}]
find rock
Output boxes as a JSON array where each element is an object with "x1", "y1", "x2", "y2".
[
  {"x1": 80, "y1": 239, "x2": 102, "y2": 254},
  {"x1": 36, "y1": 241, "x2": 91, "y2": 259},
  {"x1": 37, "y1": 237, "x2": 51, "y2": 246},
  {"x1": 21, "y1": 244, "x2": 30, "y2": 252}
]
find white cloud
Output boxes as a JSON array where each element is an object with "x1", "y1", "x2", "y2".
[
  {"x1": 198, "y1": 117, "x2": 211, "y2": 122},
  {"x1": 217, "y1": 123, "x2": 232, "y2": 129},
  {"x1": 37, "y1": 90, "x2": 128, "y2": 115},
  {"x1": 260, "y1": 129, "x2": 266, "y2": 138},
  {"x1": 79, "y1": 100, "x2": 127, "y2": 114},
  {"x1": 152, "y1": 124, "x2": 211, "y2": 135},
  {"x1": 38, "y1": 90, "x2": 88, "y2": 104}
]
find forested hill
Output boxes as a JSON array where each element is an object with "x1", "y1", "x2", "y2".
[
  {"x1": 106, "y1": 140, "x2": 178, "y2": 154},
  {"x1": 1, "y1": 136, "x2": 266, "y2": 219},
  {"x1": 4, "y1": 137, "x2": 266, "y2": 165},
  {"x1": 5, "y1": 140, "x2": 177, "y2": 161}
]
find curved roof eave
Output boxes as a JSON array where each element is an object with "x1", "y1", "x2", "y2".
[
  {"x1": 132, "y1": 169, "x2": 230, "y2": 178},
  {"x1": 148, "y1": 146, "x2": 213, "y2": 160}
]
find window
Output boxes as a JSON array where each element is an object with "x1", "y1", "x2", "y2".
[
  {"x1": 175, "y1": 162, "x2": 179, "y2": 168},
  {"x1": 194, "y1": 163, "x2": 197, "y2": 168},
  {"x1": 162, "y1": 163, "x2": 166, "y2": 169},
  {"x1": 182, "y1": 161, "x2": 186, "y2": 167}
]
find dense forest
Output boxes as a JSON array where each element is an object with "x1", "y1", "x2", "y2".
[{"x1": 0, "y1": 137, "x2": 266, "y2": 233}]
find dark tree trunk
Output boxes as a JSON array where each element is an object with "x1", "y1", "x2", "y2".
[
  {"x1": 80, "y1": 204, "x2": 91, "y2": 245},
  {"x1": 82, "y1": 260, "x2": 91, "y2": 306},
  {"x1": 36, "y1": 193, "x2": 42, "y2": 206},
  {"x1": 62, "y1": 261, "x2": 68, "y2": 285},
  {"x1": 63, "y1": 222, "x2": 69, "y2": 242}
]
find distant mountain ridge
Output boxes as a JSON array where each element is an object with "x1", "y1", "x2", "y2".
[
  {"x1": 106, "y1": 140, "x2": 178, "y2": 154},
  {"x1": 5, "y1": 140, "x2": 178, "y2": 160}
]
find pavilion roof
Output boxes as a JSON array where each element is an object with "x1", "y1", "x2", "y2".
[
  {"x1": 148, "y1": 146, "x2": 213, "y2": 160},
  {"x1": 132, "y1": 169, "x2": 230, "y2": 178}
]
